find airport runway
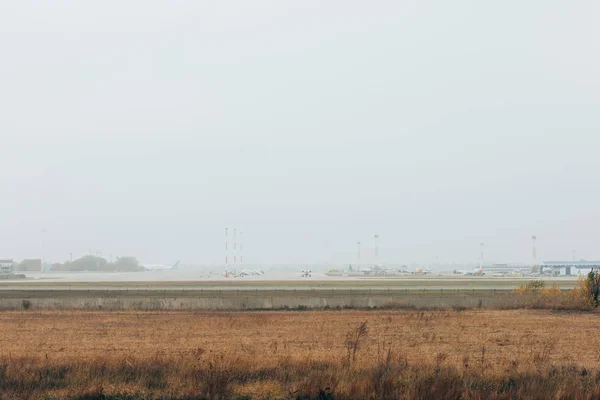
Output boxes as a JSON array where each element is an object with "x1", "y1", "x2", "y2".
[
  {"x1": 0, "y1": 270, "x2": 581, "y2": 311},
  {"x1": 0, "y1": 285, "x2": 550, "y2": 291},
  {"x1": 0, "y1": 270, "x2": 579, "y2": 291}
]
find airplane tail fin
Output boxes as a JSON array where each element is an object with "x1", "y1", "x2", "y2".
[{"x1": 170, "y1": 260, "x2": 180, "y2": 270}]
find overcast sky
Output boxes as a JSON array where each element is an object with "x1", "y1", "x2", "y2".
[{"x1": 1, "y1": 1, "x2": 598, "y2": 265}]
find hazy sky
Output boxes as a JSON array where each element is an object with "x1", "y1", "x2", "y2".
[{"x1": 1, "y1": 1, "x2": 598, "y2": 265}]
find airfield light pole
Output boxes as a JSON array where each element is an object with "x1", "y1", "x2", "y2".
[
  {"x1": 374, "y1": 234, "x2": 380, "y2": 266},
  {"x1": 240, "y1": 232, "x2": 243, "y2": 267},
  {"x1": 357, "y1": 241, "x2": 361, "y2": 273},
  {"x1": 225, "y1": 228, "x2": 229, "y2": 278},
  {"x1": 573, "y1": 250, "x2": 576, "y2": 262},
  {"x1": 532, "y1": 235, "x2": 537, "y2": 273},
  {"x1": 41, "y1": 228, "x2": 47, "y2": 273},
  {"x1": 480, "y1": 242, "x2": 484, "y2": 270}
]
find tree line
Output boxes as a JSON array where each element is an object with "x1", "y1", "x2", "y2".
[{"x1": 15, "y1": 256, "x2": 142, "y2": 272}]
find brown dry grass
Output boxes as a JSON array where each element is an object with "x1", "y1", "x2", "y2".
[{"x1": 1, "y1": 309, "x2": 600, "y2": 399}]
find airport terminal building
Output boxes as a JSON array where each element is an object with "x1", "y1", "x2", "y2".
[
  {"x1": 0, "y1": 259, "x2": 13, "y2": 274},
  {"x1": 542, "y1": 261, "x2": 600, "y2": 276}
]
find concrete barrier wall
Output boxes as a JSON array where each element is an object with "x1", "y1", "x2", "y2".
[{"x1": 0, "y1": 290, "x2": 543, "y2": 310}]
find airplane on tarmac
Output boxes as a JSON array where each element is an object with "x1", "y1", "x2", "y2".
[
  {"x1": 233, "y1": 269, "x2": 265, "y2": 277},
  {"x1": 414, "y1": 267, "x2": 433, "y2": 275},
  {"x1": 142, "y1": 260, "x2": 180, "y2": 271},
  {"x1": 454, "y1": 266, "x2": 484, "y2": 276}
]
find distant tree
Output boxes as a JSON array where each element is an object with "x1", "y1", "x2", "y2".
[
  {"x1": 18, "y1": 259, "x2": 42, "y2": 272},
  {"x1": 567, "y1": 269, "x2": 600, "y2": 309},
  {"x1": 112, "y1": 256, "x2": 141, "y2": 272},
  {"x1": 585, "y1": 269, "x2": 600, "y2": 307},
  {"x1": 63, "y1": 255, "x2": 108, "y2": 271},
  {"x1": 45, "y1": 255, "x2": 141, "y2": 272}
]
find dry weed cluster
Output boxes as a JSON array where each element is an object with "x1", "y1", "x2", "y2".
[{"x1": 514, "y1": 272, "x2": 600, "y2": 310}]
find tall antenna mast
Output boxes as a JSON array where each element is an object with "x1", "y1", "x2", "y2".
[{"x1": 234, "y1": 228, "x2": 237, "y2": 276}]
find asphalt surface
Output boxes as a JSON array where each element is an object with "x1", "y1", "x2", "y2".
[
  {"x1": 0, "y1": 285, "x2": 531, "y2": 291},
  {"x1": 0, "y1": 270, "x2": 579, "y2": 291}
]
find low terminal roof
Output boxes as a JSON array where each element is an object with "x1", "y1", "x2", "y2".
[{"x1": 543, "y1": 261, "x2": 600, "y2": 267}]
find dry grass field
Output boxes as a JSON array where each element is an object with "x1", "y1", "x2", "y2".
[{"x1": 1, "y1": 309, "x2": 600, "y2": 399}]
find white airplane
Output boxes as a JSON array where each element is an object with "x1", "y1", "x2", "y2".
[
  {"x1": 142, "y1": 260, "x2": 180, "y2": 271},
  {"x1": 360, "y1": 266, "x2": 374, "y2": 275},
  {"x1": 454, "y1": 267, "x2": 484, "y2": 276},
  {"x1": 232, "y1": 269, "x2": 265, "y2": 278},
  {"x1": 414, "y1": 267, "x2": 433, "y2": 275}
]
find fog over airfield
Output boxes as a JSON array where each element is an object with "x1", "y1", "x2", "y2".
[{"x1": 0, "y1": 1, "x2": 598, "y2": 266}]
